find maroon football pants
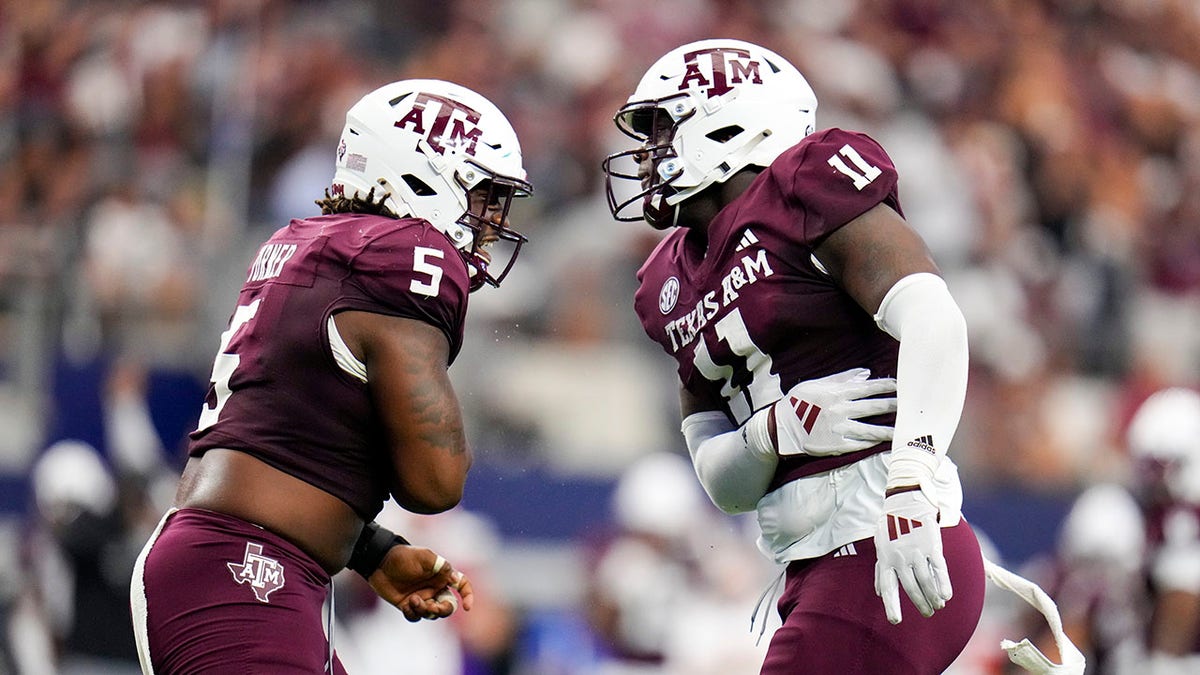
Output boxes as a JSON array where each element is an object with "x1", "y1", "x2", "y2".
[
  {"x1": 131, "y1": 508, "x2": 349, "y2": 674},
  {"x1": 761, "y1": 521, "x2": 985, "y2": 675}
]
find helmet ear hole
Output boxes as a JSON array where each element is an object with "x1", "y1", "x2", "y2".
[
  {"x1": 401, "y1": 174, "x2": 436, "y2": 196},
  {"x1": 706, "y1": 125, "x2": 744, "y2": 143}
]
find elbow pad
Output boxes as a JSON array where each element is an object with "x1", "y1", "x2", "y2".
[{"x1": 874, "y1": 273, "x2": 969, "y2": 493}]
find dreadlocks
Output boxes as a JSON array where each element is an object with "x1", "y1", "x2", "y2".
[{"x1": 314, "y1": 186, "x2": 399, "y2": 218}]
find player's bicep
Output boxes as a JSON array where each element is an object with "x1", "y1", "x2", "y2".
[
  {"x1": 812, "y1": 202, "x2": 940, "y2": 314},
  {"x1": 334, "y1": 310, "x2": 470, "y2": 514}
]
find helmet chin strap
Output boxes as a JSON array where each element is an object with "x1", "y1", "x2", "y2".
[{"x1": 643, "y1": 191, "x2": 678, "y2": 229}]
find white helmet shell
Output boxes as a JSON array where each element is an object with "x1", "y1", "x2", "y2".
[
  {"x1": 1128, "y1": 387, "x2": 1200, "y2": 502},
  {"x1": 603, "y1": 39, "x2": 817, "y2": 223},
  {"x1": 33, "y1": 440, "x2": 117, "y2": 521},
  {"x1": 1058, "y1": 483, "x2": 1145, "y2": 571},
  {"x1": 613, "y1": 451, "x2": 704, "y2": 541},
  {"x1": 331, "y1": 79, "x2": 530, "y2": 252}
]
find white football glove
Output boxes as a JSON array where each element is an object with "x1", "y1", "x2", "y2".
[
  {"x1": 873, "y1": 486, "x2": 952, "y2": 624},
  {"x1": 754, "y1": 368, "x2": 896, "y2": 457}
]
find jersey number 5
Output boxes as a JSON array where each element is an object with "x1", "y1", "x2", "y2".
[
  {"x1": 410, "y1": 247, "x2": 445, "y2": 297},
  {"x1": 197, "y1": 299, "x2": 261, "y2": 431}
]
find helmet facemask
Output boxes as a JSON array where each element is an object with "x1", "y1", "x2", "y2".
[
  {"x1": 456, "y1": 165, "x2": 531, "y2": 291},
  {"x1": 602, "y1": 95, "x2": 693, "y2": 228}
]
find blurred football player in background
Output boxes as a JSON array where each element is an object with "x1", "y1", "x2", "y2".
[
  {"x1": 129, "y1": 79, "x2": 532, "y2": 673},
  {"x1": 1025, "y1": 482, "x2": 1148, "y2": 674},
  {"x1": 28, "y1": 440, "x2": 142, "y2": 674},
  {"x1": 603, "y1": 38, "x2": 986, "y2": 674},
  {"x1": 1127, "y1": 387, "x2": 1200, "y2": 674},
  {"x1": 585, "y1": 452, "x2": 708, "y2": 671},
  {"x1": 585, "y1": 451, "x2": 777, "y2": 674}
]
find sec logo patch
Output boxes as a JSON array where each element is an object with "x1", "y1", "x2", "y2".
[{"x1": 659, "y1": 276, "x2": 680, "y2": 315}]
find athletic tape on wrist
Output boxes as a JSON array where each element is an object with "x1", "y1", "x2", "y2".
[
  {"x1": 885, "y1": 454, "x2": 939, "y2": 505},
  {"x1": 742, "y1": 406, "x2": 775, "y2": 459}
]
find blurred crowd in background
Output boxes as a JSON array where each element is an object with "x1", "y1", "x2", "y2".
[{"x1": 1, "y1": 0, "x2": 1199, "y2": 673}]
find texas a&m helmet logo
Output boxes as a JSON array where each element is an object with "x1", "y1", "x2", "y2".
[
  {"x1": 678, "y1": 47, "x2": 763, "y2": 98},
  {"x1": 393, "y1": 92, "x2": 483, "y2": 156},
  {"x1": 227, "y1": 541, "x2": 285, "y2": 603}
]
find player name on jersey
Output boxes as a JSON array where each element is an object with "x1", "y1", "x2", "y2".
[
  {"x1": 247, "y1": 243, "x2": 298, "y2": 282},
  {"x1": 663, "y1": 247, "x2": 773, "y2": 352}
]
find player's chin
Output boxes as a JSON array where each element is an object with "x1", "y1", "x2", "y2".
[{"x1": 642, "y1": 203, "x2": 677, "y2": 230}]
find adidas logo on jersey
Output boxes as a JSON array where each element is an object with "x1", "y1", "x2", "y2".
[
  {"x1": 734, "y1": 228, "x2": 759, "y2": 252},
  {"x1": 832, "y1": 542, "x2": 858, "y2": 557},
  {"x1": 906, "y1": 434, "x2": 935, "y2": 455}
]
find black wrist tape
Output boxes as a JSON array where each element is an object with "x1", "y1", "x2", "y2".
[{"x1": 348, "y1": 521, "x2": 410, "y2": 579}]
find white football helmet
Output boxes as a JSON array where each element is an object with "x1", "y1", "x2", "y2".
[
  {"x1": 1057, "y1": 483, "x2": 1144, "y2": 571},
  {"x1": 1128, "y1": 387, "x2": 1200, "y2": 503},
  {"x1": 613, "y1": 451, "x2": 704, "y2": 541},
  {"x1": 602, "y1": 39, "x2": 818, "y2": 227},
  {"x1": 332, "y1": 79, "x2": 532, "y2": 290}
]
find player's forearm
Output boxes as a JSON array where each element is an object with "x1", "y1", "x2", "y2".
[
  {"x1": 873, "y1": 273, "x2": 968, "y2": 493},
  {"x1": 682, "y1": 411, "x2": 776, "y2": 513}
]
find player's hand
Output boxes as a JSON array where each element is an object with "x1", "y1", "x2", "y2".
[
  {"x1": 367, "y1": 545, "x2": 474, "y2": 622},
  {"x1": 873, "y1": 487, "x2": 951, "y2": 624},
  {"x1": 772, "y1": 368, "x2": 896, "y2": 456}
]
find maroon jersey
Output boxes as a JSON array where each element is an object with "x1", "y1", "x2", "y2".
[
  {"x1": 189, "y1": 213, "x2": 470, "y2": 519},
  {"x1": 634, "y1": 128, "x2": 902, "y2": 490},
  {"x1": 1142, "y1": 500, "x2": 1200, "y2": 653}
]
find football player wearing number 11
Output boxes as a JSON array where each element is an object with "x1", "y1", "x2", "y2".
[
  {"x1": 604, "y1": 39, "x2": 1084, "y2": 674},
  {"x1": 129, "y1": 80, "x2": 532, "y2": 673}
]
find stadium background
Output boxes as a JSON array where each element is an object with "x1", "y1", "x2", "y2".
[{"x1": 1, "y1": 0, "x2": 1198, "y2": 672}]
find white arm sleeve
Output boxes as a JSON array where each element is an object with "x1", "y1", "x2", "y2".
[
  {"x1": 681, "y1": 412, "x2": 777, "y2": 514},
  {"x1": 873, "y1": 273, "x2": 969, "y2": 492}
]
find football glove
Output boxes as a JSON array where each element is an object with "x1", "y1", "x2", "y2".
[
  {"x1": 746, "y1": 368, "x2": 896, "y2": 458},
  {"x1": 873, "y1": 485, "x2": 952, "y2": 624}
]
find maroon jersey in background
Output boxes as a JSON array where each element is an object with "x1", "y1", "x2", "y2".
[
  {"x1": 634, "y1": 128, "x2": 903, "y2": 491},
  {"x1": 1142, "y1": 500, "x2": 1200, "y2": 653},
  {"x1": 188, "y1": 213, "x2": 470, "y2": 519}
]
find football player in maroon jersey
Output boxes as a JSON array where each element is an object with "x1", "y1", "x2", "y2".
[
  {"x1": 1127, "y1": 387, "x2": 1200, "y2": 672},
  {"x1": 604, "y1": 39, "x2": 987, "y2": 674},
  {"x1": 130, "y1": 79, "x2": 531, "y2": 673}
]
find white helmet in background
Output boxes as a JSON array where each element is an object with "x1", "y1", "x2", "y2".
[
  {"x1": 1058, "y1": 483, "x2": 1145, "y2": 572},
  {"x1": 33, "y1": 440, "x2": 117, "y2": 524},
  {"x1": 602, "y1": 39, "x2": 818, "y2": 227},
  {"x1": 332, "y1": 79, "x2": 532, "y2": 290},
  {"x1": 1128, "y1": 387, "x2": 1200, "y2": 503},
  {"x1": 614, "y1": 452, "x2": 704, "y2": 541}
]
